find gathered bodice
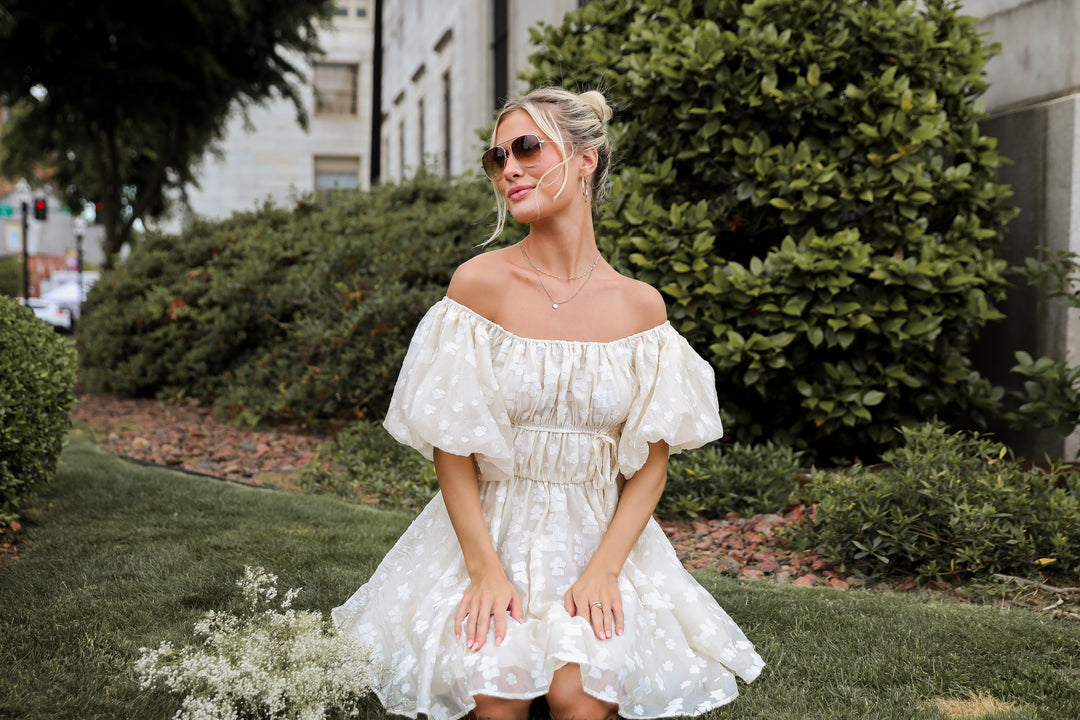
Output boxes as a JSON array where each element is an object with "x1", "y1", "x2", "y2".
[
  {"x1": 495, "y1": 323, "x2": 645, "y2": 488},
  {"x1": 384, "y1": 297, "x2": 725, "y2": 490}
]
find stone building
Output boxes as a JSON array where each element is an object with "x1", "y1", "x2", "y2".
[
  {"x1": 172, "y1": 1, "x2": 375, "y2": 228},
  {"x1": 965, "y1": 0, "x2": 1080, "y2": 457},
  {"x1": 378, "y1": 0, "x2": 585, "y2": 180},
  {"x1": 173, "y1": 0, "x2": 585, "y2": 227}
]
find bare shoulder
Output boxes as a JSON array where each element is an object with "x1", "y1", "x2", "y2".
[
  {"x1": 610, "y1": 272, "x2": 667, "y2": 333},
  {"x1": 446, "y1": 246, "x2": 515, "y2": 319}
]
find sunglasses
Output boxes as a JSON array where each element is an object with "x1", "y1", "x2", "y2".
[{"x1": 481, "y1": 134, "x2": 557, "y2": 179}]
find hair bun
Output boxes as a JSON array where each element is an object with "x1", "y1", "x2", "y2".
[{"x1": 578, "y1": 90, "x2": 613, "y2": 124}]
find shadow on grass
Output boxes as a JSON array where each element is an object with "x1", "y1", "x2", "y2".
[{"x1": 1, "y1": 430, "x2": 1078, "y2": 720}]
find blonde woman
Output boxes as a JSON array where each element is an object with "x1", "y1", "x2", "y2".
[{"x1": 333, "y1": 87, "x2": 764, "y2": 720}]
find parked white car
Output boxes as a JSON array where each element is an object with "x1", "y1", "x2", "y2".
[{"x1": 20, "y1": 297, "x2": 74, "y2": 333}]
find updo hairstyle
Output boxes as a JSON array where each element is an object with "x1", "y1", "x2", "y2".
[{"x1": 485, "y1": 87, "x2": 614, "y2": 243}]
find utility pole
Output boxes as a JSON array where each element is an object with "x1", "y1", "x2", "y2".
[
  {"x1": 74, "y1": 216, "x2": 86, "y2": 318},
  {"x1": 20, "y1": 200, "x2": 29, "y2": 299}
]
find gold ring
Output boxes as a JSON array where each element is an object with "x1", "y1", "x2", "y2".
[{"x1": 590, "y1": 601, "x2": 603, "y2": 610}]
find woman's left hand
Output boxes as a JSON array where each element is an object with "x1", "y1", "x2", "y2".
[{"x1": 564, "y1": 568, "x2": 624, "y2": 640}]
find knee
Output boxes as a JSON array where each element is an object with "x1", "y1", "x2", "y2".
[
  {"x1": 470, "y1": 695, "x2": 531, "y2": 720},
  {"x1": 546, "y1": 692, "x2": 618, "y2": 720},
  {"x1": 546, "y1": 668, "x2": 618, "y2": 720}
]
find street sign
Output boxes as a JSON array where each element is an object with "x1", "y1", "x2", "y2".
[{"x1": 0, "y1": 204, "x2": 13, "y2": 217}]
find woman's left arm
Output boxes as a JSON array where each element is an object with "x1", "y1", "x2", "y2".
[{"x1": 564, "y1": 439, "x2": 669, "y2": 641}]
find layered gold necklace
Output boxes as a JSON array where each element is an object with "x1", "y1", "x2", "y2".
[{"x1": 519, "y1": 241, "x2": 601, "y2": 309}]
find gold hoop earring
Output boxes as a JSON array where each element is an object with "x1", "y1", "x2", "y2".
[{"x1": 581, "y1": 176, "x2": 590, "y2": 202}]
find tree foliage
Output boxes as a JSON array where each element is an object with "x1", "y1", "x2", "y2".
[
  {"x1": 524, "y1": 0, "x2": 1016, "y2": 460},
  {"x1": 0, "y1": 0, "x2": 330, "y2": 267}
]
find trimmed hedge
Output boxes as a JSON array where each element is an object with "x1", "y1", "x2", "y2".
[
  {"x1": 797, "y1": 422, "x2": 1080, "y2": 580},
  {"x1": 0, "y1": 295, "x2": 77, "y2": 525},
  {"x1": 0, "y1": 257, "x2": 23, "y2": 298},
  {"x1": 78, "y1": 174, "x2": 494, "y2": 426},
  {"x1": 525, "y1": 0, "x2": 1016, "y2": 461},
  {"x1": 660, "y1": 440, "x2": 805, "y2": 518}
]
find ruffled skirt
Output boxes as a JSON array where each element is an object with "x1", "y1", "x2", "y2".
[{"x1": 331, "y1": 479, "x2": 764, "y2": 720}]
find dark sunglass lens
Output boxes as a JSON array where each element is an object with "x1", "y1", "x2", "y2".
[
  {"x1": 513, "y1": 135, "x2": 543, "y2": 165},
  {"x1": 481, "y1": 147, "x2": 506, "y2": 178}
]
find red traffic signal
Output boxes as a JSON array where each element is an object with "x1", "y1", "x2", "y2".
[{"x1": 33, "y1": 197, "x2": 47, "y2": 220}]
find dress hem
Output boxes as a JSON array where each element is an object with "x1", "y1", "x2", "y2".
[{"x1": 366, "y1": 653, "x2": 750, "y2": 720}]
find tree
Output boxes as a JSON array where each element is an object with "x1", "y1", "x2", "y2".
[
  {"x1": 0, "y1": 0, "x2": 330, "y2": 268},
  {"x1": 524, "y1": 0, "x2": 1016, "y2": 461}
]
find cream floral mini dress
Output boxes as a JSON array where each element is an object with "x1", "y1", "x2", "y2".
[{"x1": 332, "y1": 297, "x2": 764, "y2": 719}]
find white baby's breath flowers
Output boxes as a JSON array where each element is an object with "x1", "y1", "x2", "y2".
[{"x1": 135, "y1": 567, "x2": 376, "y2": 720}]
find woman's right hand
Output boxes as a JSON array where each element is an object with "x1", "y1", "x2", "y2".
[{"x1": 454, "y1": 566, "x2": 523, "y2": 651}]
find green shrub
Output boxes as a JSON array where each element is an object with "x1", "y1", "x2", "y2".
[
  {"x1": 299, "y1": 420, "x2": 438, "y2": 514},
  {"x1": 0, "y1": 295, "x2": 78, "y2": 525},
  {"x1": 797, "y1": 422, "x2": 1080, "y2": 580},
  {"x1": 79, "y1": 174, "x2": 492, "y2": 425},
  {"x1": 0, "y1": 257, "x2": 24, "y2": 298},
  {"x1": 525, "y1": 0, "x2": 1015, "y2": 461},
  {"x1": 659, "y1": 440, "x2": 804, "y2": 518},
  {"x1": 1007, "y1": 248, "x2": 1080, "y2": 440}
]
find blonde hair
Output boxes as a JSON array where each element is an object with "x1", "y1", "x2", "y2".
[{"x1": 484, "y1": 87, "x2": 614, "y2": 244}]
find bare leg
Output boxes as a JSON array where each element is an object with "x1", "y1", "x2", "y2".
[{"x1": 546, "y1": 664, "x2": 619, "y2": 720}]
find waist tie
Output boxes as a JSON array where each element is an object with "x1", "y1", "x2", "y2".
[{"x1": 510, "y1": 423, "x2": 618, "y2": 490}]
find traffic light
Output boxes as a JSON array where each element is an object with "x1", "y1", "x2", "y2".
[{"x1": 32, "y1": 197, "x2": 47, "y2": 220}]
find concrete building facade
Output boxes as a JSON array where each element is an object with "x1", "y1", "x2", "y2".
[
  {"x1": 966, "y1": 0, "x2": 1080, "y2": 456},
  {"x1": 378, "y1": 0, "x2": 584, "y2": 181},
  {"x1": 173, "y1": 1, "x2": 586, "y2": 224}
]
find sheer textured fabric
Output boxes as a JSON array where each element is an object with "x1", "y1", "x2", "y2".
[{"x1": 332, "y1": 298, "x2": 764, "y2": 719}]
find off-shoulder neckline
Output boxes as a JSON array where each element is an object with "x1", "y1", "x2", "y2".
[{"x1": 441, "y1": 297, "x2": 672, "y2": 346}]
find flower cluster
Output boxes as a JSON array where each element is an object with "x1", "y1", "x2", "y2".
[{"x1": 135, "y1": 567, "x2": 375, "y2": 720}]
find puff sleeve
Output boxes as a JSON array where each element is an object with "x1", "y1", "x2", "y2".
[
  {"x1": 618, "y1": 325, "x2": 725, "y2": 478},
  {"x1": 382, "y1": 299, "x2": 515, "y2": 479}
]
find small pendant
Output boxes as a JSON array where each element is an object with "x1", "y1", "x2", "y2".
[{"x1": 552, "y1": 303, "x2": 559, "y2": 309}]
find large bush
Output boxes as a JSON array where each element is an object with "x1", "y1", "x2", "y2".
[
  {"x1": 79, "y1": 174, "x2": 493, "y2": 425},
  {"x1": 0, "y1": 295, "x2": 77, "y2": 525},
  {"x1": 525, "y1": 0, "x2": 1015, "y2": 460}
]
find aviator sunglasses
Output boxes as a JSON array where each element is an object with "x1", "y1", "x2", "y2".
[{"x1": 481, "y1": 134, "x2": 558, "y2": 179}]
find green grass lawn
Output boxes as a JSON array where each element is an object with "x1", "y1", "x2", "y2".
[{"x1": 1, "y1": 429, "x2": 1079, "y2": 720}]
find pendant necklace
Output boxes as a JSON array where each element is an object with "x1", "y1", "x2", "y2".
[{"x1": 519, "y1": 241, "x2": 601, "y2": 309}]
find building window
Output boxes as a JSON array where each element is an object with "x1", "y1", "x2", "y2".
[
  {"x1": 333, "y1": 0, "x2": 369, "y2": 19},
  {"x1": 442, "y1": 72, "x2": 451, "y2": 178},
  {"x1": 314, "y1": 63, "x2": 359, "y2": 116},
  {"x1": 398, "y1": 120, "x2": 406, "y2": 180},
  {"x1": 315, "y1": 156, "x2": 361, "y2": 191},
  {"x1": 418, "y1": 99, "x2": 426, "y2": 169}
]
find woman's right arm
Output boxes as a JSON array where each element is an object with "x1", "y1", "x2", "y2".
[{"x1": 434, "y1": 448, "x2": 523, "y2": 651}]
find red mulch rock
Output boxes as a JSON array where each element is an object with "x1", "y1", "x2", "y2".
[
  {"x1": 71, "y1": 392, "x2": 329, "y2": 491},
  {"x1": 655, "y1": 511, "x2": 853, "y2": 589}
]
